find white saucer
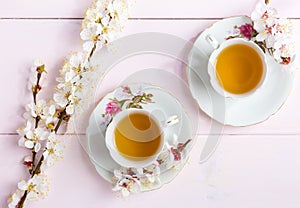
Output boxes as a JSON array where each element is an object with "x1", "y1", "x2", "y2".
[
  {"x1": 86, "y1": 83, "x2": 192, "y2": 192},
  {"x1": 187, "y1": 16, "x2": 295, "y2": 126}
]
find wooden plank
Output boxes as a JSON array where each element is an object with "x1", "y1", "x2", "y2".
[
  {"x1": 0, "y1": 20, "x2": 299, "y2": 134},
  {"x1": 1, "y1": 135, "x2": 300, "y2": 207},
  {"x1": 0, "y1": 0, "x2": 299, "y2": 18},
  {"x1": 132, "y1": 0, "x2": 300, "y2": 19},
  {"x1": 0, "y1": 20, "x2": 82, "y2": 133},
  {"x1": 0, "y1": 0, "x2": 92, "y2": 18}
]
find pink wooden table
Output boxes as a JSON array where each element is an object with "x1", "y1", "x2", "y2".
[{"x1": 1, "y1": 0, "x2": 300, "y2": 207}]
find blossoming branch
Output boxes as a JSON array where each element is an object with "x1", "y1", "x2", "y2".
[{"x1": 7, "y1": 0, "x2": 131, "y2": 207}]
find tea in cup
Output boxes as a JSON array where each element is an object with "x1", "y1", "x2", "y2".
[
  {"x1": 206, "y1": 36, "x2": 267, "y2": 98},
  {"x1": 105, "y1": 109, "x2": 178, "y2": 168}
]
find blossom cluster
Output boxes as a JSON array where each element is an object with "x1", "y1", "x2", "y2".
[
  {"x1": 227, "y1": 0, "x2": 295, "y2": 65},
  {"x1": 101, "y1": 86, "x2": 154, "y2": 126},
  {"x1": 55, "y1": 52, "x2": 98, "y2": 118},
  {"x1": 112, "y1": 137, "x2": 192, "y2": 197},
  {"x1": 112, "y1": 164, "x2": 161, "y2": 197},
  {"x1": 80, "y1": 0, "x2": 131, "y2": 53},
  {"x1": 8, "y1": 174, "x2": 50, "y2": 208},
  {"x1": 8, "y1": 60, "x2": 65, "y2": 208},
  {"x1": 9, "y1": 53, "x2": 99, "y2": 208},
  {"x1": 251, "y1": 0, "x2": 295, "y2": 65}
]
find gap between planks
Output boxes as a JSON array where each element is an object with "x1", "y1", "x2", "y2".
[
  {"x1": 1, "y1": 133, "x2": 300, "y2": 136},
  {"x1": 0, "y1": 17, "x2": 300, "y2": 21}
]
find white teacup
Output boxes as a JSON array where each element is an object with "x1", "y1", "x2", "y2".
[
  {"x1": 206, "y1": 35, "x2": 268, "y2": 98},
  {"x1": 105, "y1": 109, "x2": 179, "y2": 168}
]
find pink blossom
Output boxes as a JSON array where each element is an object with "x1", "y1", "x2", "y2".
[
  {"x1": 122, "y1": 86, "x2": 131, "y2": 94},
  {"x1": 105, "y1": 101, "x2": 121, "y2": 115},
  {"x1": 240, "y1": 23, "x2": 255, "y2": 39},
  {"x1": 170, "y1": 147, "x2": 181, "y2": 161}
]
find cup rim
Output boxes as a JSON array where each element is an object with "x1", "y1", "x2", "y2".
[
  {"x1": 207, "y1": 38, "x2": 268, "y2": 99},
  {"x1": 105, "y1": 108, "x2": 165, "y2": 168}
]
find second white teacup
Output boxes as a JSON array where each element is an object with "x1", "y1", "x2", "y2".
[
  {"x1": 105, "y1": 109, "x2": 178, "y2": 168},
  {"x1": 206, "y1": 36, "x2": 268, "y2": 98}
]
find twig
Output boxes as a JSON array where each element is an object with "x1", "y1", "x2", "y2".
[
  {"x1": 17, "y1": 191, "x2": 27, "y2": 208},
  {"x1": 33, "y1": 72, "x2": 41, "y2": 104},
  {"x1": 178, "y1": 139, "x2": 192, "y2": 152},
  {"x1": 16, "y1": 107, "x2": 66, "y2": 208},
  {"x1": 31, "y1": 69, "x2": 43, "y2": 173},
  {"x1": 54, "y1": 109, "x2": 66, "y2": 133}
]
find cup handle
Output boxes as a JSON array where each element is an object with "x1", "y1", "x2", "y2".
[
  {"x1": 162, "y1": 115, "x2": 179, "y2": 127},
  {"x1": 206, "y1": 34, "x2": 220, "y2": 49},
  {"x1": 161, "y1": 116, "x2": 179, "y2": 151}
]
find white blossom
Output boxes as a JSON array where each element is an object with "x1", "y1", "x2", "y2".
[
  {"x1": 140, "y1": 164, "x2": 161, "y2": 184},
  {"x1": 273, "y1": 37, "x2": 296, "y2": 64},
  {"x1": 53, "y1": 92, "x2": 69, "y2": 108},
  {"x1": 23, "y1": 128, "x2": 49, "y2": 152},
  {"x1": 42, "y1": 132, "x2": 64, "y2": 168},
  {"x1": 23, "y1": 101, "x2": 58, "y2": 130},
  {"x1": 251, "y1": 1, "x2": 277, "y2": 46},
  {"x1": 17, "y1": 120, "x2": 33, "y2": 137},
  {"x1": 112, "y1": 168, "x2": 141, "y2": 197},
  {"x1": 66, "y1": 104, "x2": 75, "y2": 115},
  {"x1": 17, "y1": 174, "x2": 50, "y2": 200},
  {"x1": 250, "y1": 0, "x2": 295, "y2": 65},
  {"x1": 18, "y1": 121, "x2": 34, "y2": 147},
  {"x1": 69, "y1": 51, "x2": 84, "y2": 70},
  {"x1": 251, "y1": 0, "x2": 278, "y2": 22},
  {"x1": 41, "y1": 104, "x2": 58, "y2": 129},
  {"x1": 54, "y1": 53, "x2": 86, "y2": 112},
  {"x1": 33, "y1": 58, "x2": 44, "y2": 68},
  {"x1": 81, "y1": 0, "x2": 131, "y2": 52},
  {"x1": 25, "y1": 100, "x2": 47, "y2": 118},
  {"x1": 112, "y1": 164, "x2": 161, "y2": 196},
  {"x1": 54, "y1": 52, "x2": 97, "y2": 116},
  {"x1": 7, "y1": 189, "x2": 22, "y2": 208},
  {"x1": 28, "y1": 59, "x2": 46, "y2": 92},
  {"x1": 80, "y1": 23, "x2": 103, "y2": 41}
]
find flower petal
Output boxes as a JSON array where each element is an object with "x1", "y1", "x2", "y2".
[
  {"x1": 80, "y1": 29, "x2": 91, "y2": 41},
  {"x1": 69, "y1": 53, "x2": 83, "y2": 68},
  {"x1": 34, "y1": 143, "x2": 41, "y2": 152},
  {"x1": 54, "y1": 93, "x2": 68, "y2": 107},
  {"x1": 83, "y1": 41, "x2": 95, "y2": 52},
  {"x1": 66, "y1": 105, "x2": 75, "y2": 115},
  {"x1": 121, "y1": 188, "x2": 130, "y2": 197},
  {"x1": 34, "y1": 58, "x2": 44, "y2": 67},
  {"x1": 25, "y1": 130, "x2": 34, "y2": 139},
  {"x1": 25, "y1": 140, "x2": 34, "y2": 149},
  {"x1": 24, "y1": 155, "x2": 32, "y2": 163},
  {"x1": 17, "y1": 180, "x2": 28, "y2": 190},
  {"x1": 255, "y1": 32, "x2": 267, "y2": 42},
  {"x1": 18, "y1": 137, "x2": 25, "y2": 146},
  {"x1": 49, "y1": 105, "x2": 56, "y2": 116}
]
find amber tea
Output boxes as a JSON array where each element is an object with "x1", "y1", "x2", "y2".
[
  {"x1": 114, "y1": 112, "x2": 162, "y2": 159},
  {"x1": 215, "y1": 44, "x2": 264, "y2": 94}
]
